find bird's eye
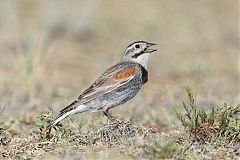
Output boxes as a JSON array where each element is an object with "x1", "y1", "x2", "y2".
[{"x1": 135, "y1": 44, "x2": 140, "y2": 49}]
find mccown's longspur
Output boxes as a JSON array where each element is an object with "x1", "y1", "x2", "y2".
[{"x1": 47, "y1": 41, "x2": 157, "y2": 130}]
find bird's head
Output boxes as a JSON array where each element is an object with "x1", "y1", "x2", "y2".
[{"x1": 122, "y1": 41, "x2": 157, "y2": 69}]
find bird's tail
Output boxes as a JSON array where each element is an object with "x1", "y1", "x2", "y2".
[{"x1": 46, "y1": 103, "x2": 88, "y2": 130}]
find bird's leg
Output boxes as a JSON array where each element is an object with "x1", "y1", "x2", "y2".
[{"x1": 103, "y1": 109, "x2": 115, "y2": 121}]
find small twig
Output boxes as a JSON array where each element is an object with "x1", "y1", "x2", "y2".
[
  {"x1": 194, "y1": 63, "x2": 201, "y2": 106},
  {"x1": 18, "y1": 141, "x2": 60, "y2": 151},
  {"x1": 68, "y1": 117, "x2": 81, "y2": 133},
  {"x1": 0, "y1": 101, "x2": 5, "y2": 113}
]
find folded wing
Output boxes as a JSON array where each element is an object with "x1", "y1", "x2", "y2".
[{"x1": 59, "y1": 62, "x2": 139, "y2": 114}]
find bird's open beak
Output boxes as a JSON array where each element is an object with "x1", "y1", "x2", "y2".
[{"x1": 145, "y1": 43, "x2": 157, "y2": 53}]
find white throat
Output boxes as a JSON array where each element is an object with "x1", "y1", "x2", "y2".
[{"x1": 132, "y1": 53, "x2": 149, "y2": 69}]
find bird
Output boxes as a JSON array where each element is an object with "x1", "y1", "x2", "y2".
[{"x1": 47, "y1": 41, "x2": 157, "y2": 130}]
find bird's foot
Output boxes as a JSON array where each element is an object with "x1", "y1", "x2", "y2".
[{"x1": 103, "y1": 110, "x2": 121, "y2": 123}]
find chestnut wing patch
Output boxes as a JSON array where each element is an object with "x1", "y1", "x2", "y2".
[
  {"x1": 74, "y1": 63, "x2": 138, "y2": 104},
  {"x1": 113, "y1": 68, "x2": 136, "y2": 80}
]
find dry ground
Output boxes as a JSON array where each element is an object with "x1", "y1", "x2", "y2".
[{"x1": 0, "y1": 0, "x2": 239, "y2": 159}]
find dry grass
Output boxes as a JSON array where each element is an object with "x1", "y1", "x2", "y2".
[
  {"x1": 0, "y1": 0, "x2": 239, "y2": 159},
  {"x1": 0, "y1": 118, "x2": 178, "y2": 159}
]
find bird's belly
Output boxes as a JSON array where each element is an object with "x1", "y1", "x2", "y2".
[{"x1": 86, "y1": 79, "x2": 142, "y2": 111}]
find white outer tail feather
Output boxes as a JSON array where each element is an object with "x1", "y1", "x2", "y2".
[{"x1": 48, "y1": 105, "x2": 88, "y2": 129}]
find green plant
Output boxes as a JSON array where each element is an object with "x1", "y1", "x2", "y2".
[{"x1": 175, "y1": 87, "x2": 240, "y2": 142}]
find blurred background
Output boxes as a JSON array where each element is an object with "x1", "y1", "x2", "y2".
[{"x1": 0, "y1": 0, "x2": 239, "y2": 127}]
